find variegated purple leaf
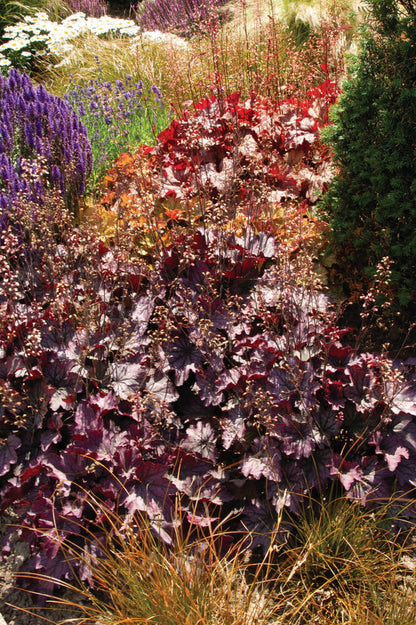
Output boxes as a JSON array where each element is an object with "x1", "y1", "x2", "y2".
[{"x1": 182, "y1": 421, "x2": 218, "y2": 460}]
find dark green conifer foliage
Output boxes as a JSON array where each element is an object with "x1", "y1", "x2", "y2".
[{"x1": 321, "y1": 0, "x2": 416, "y2": 307}]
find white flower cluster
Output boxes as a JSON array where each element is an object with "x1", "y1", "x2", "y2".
[{"x1": 0, "y1": 12, "x2": 140, "y2": 69}]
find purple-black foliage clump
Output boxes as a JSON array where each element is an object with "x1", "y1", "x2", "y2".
[
  {"x1": 134, "y1": 0, "x2": 229, "y2": 37},
  {"x1": 1, "y1": 211, "x2": 416, "y2": 594},
  {"x1": 0, "y1": 68, "x2": 92, "y2": 214}
]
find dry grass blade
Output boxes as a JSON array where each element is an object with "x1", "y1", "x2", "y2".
[
  {"x1": 6, "y1": 490, "x2": 416, "y2": 625},
  {"x1": 7, "y1": 492, "x2": 289, "y2": 625}
]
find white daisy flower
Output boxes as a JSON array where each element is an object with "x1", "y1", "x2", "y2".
[
  {"x1": 5, "y1": 38, "x2": 29, "y2": 51},
  {"x1": 33, "y1": 18, "x2": 53, "y2": 29},
  {"x1": 30, "y1": 35, "x2": 48, "y2": 42},
  {"x1": 140, "y1": 30, "x2": 188, "y2": 49},
  {"x1": 48, "y1": 24, "x2": 62, "y2": 35},
  {"x1": 47, "y1": 42, "x2": 63, "y2": 53},
  {"x1": 2, "y1": 25, "x2": 26, "y2": 38}
]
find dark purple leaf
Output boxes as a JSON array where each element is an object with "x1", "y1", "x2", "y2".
[
  {"x1": 73, "y1": 400, "x2": 103, "y2": 434},
  {"x1": 244, "y1": 232, "x2": 277, "y2": 258},
  {"x1": 370, "y1": 430, "x2": 409, "y2": 472},
  {"x1": 41, "y1": 319, "x2": 75, "y2": 351},
  {"x1": 216, "y1": 368, "x2": 243, "y2": 392},
  {"x1": 240, "y1": 497, "x2": 290, "y2": 552},
  {"x1": 348, "y1": 458, "x2": 392, "y2": 504},
  {"x1": 344, "y1": 355, "x2": 378, "y2": 411},
  {"x1": 299, "y1": 449, "x2": 332, "y2": 491},
  {"x1": 241, "y1": 437, "x2": 281, "y2": 481},
  {"x1": 94, "y1": 423, "x2": 129, "y2": 463},
  {"x1": 323, "y1": 379, "x2": 346, "y2": 409},
  {"x1": 107, "y1": 361, "x2": 147, "y2": 399},
  {"x1": 89, "y1": 392, "x2": 118, "y2": 416},
  {"x1": 193, "y1": 367, "x2": 224, "y2": 407},
  {"x1": 0, "y1": 434, "x2": 21, "y2": 477},
  {"x1": 330, "y1": 457, "x2": 363, "y2": 491},
  {"x1": 166, "y1": 334, "x2": 204, "y2": 386},
  {"x1": 311, "y1": 406, "x2": 342, "y2": 440},
  {"x1": 131, "y1": 295, "x2": 156, "y2": 335},
  {"x1": 40, "y1": 414, "x2": 63, "y2": 452},
  {"x1": 121, "y1": 461, "x2": 172, "y2": 519},
  {"x1": 279, "y1": 420, "x2": 317, "y2": 459},
  {"x1": 168, "y1": 451, "x2": 226, "y2": 504},
  {"x1": 392, "y1": 380, "x2": 416, "y2": 416},
  {"x1": 392, "y1": 414, "x2": 416, "y2": 453},
  {"x1": 145, "y1": 369, "x2": 179, "y2": 403},
  {"x1": 221, "y1": 405, "x2": 246, "y2": 450},
  {"x1": 393, "y1": 451, "x2": 416, "y2": 489}
]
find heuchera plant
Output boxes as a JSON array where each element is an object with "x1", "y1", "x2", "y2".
[
  {"x1": 0, "y1": 68, "x2": 92, "y2": 214},
  {"x1": 152, "y1": 80, "x2": 338, "y2": 204},
  {"x1": 1, "y1": 178, "x2": 416, "y2": 594},
  {"x1": 100, "y1": 79, "x2": 338, "y2": 237}
]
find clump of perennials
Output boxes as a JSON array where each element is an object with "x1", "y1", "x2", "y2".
[
  {"x1": 1, "y1": 69, "x2": 416, "y2": 610},
  {"x1": 133, "y1": 0, "x2": 230, "y2": 37},
  {"x1": 0, "y1": 67, "x2": 92, "y2": 213},
  {"x1": 0, "y1": 12, "x2": 139, "y2": 72},
  {"x1": 65, "y1": 69, "x2": 171, "y2": 188}
]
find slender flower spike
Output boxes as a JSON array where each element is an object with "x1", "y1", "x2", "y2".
[
  {"x1": 0, "y1": 68, "x2": 92, "y2": 214},
  {"x1": 64, "y1": 68, "x2": 170, "y2": 188}
]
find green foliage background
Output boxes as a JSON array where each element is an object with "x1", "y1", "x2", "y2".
[{"x1": 321, "y1": 0, "x2": 416, "y2": 307}]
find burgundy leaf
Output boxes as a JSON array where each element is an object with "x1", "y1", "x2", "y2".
[{"x1": 166, "y1": 334, "x2": 204, "y2": 386}]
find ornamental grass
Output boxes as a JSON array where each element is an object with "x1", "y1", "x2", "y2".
[{"x1": 7, "y1": 490, "x2": 416, "y2": 624}]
